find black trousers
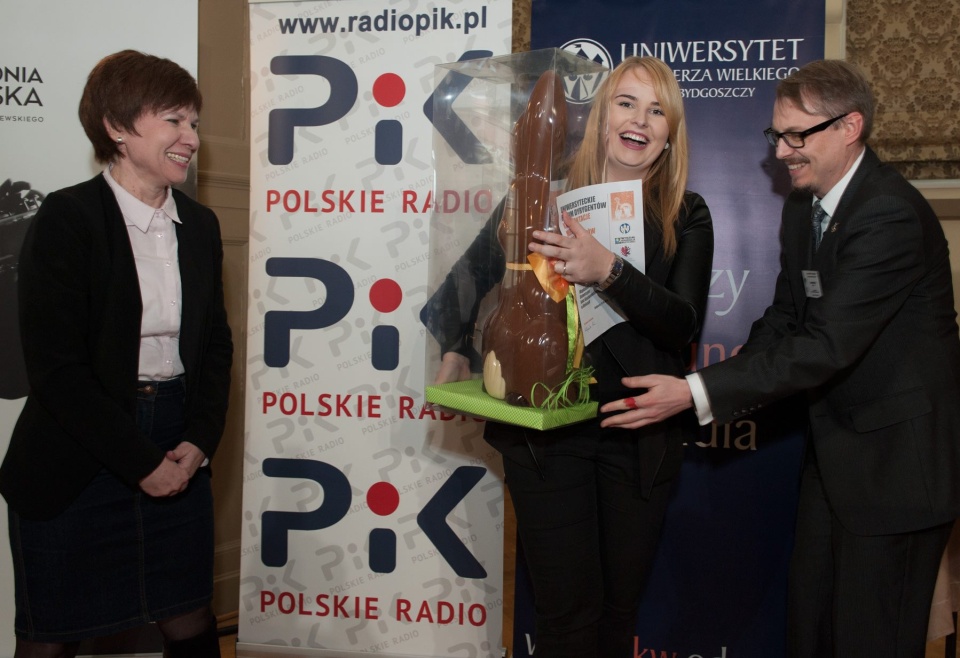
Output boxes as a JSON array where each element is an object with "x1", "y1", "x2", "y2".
[
  {"x1": 788, "y1": 453, "x2": 953, "y2": 658},
  {"x1": 503, "y1": 428, "x2": 674, "y2": 658}
]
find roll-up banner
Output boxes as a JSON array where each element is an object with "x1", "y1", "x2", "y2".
[
  {"x1": 0, "y1": 4, "x2": 197, "y2": 656},
  {"x1": 241, "y1": 2, "x2": 512, "y2": 656},
  {"x1": 523, "y1": 1, "x2": 824, "y2": 656}
]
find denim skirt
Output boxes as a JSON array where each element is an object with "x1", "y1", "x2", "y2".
[{"x1": 9, "y1": 376, "x2": 215, "y2": 642}]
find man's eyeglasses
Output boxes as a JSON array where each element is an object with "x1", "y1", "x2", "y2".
[{"x1": 763, "y1": 113, "x2": 849, "y2": 149}]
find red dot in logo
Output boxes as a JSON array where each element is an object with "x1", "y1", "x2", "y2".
[
  {"x1": 373, "y1": 73, "x2": 405, "y2": 108},
  {"x1": 370, "y1": 279, "x2": 402, "y2": 313},
  {"x1": 367, "y1": 481, "x2": 400, "y2": 516}
]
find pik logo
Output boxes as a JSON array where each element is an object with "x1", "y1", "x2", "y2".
[
  {"x1": 260, "y1": 459, "x2": 488, "y2": 578},
  {"x1": 263, "y1": 257, "x2": 401, "y2": 370},
  {"x1": 267, "y1": 51, "x2": 493, "y2": 166},
  {"x1": 619, "y1": 222, "x2": 632, "y2": 234}
]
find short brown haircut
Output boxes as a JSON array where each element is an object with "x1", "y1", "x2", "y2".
[
  {"x1": 79, "y1": 50, "x2": 203, "y2": 163},
  {"x1": 776, "y1": 59, "x2": 875, "y2": 143}
]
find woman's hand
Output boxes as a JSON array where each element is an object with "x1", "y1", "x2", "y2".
[
  {"x1": 434, "y1": 352, "x2": 470, "y2": 385},
  {"x1": 529, "y1": 211, "x2": 616, "y2": 286},
  {"x1": 139, "y1": 457, "x2": 189, "y2": 497},
  {"x1": 167, "y1": 441, "x2": 207, "y2": 479}
]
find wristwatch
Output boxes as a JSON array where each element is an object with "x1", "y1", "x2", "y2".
[{"x1": 596, "y1": 255, "x2": 624, "y2": 292}]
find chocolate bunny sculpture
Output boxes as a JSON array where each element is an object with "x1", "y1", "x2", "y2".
[{"x1": 481, "y1": 70, "x2": 572, "y2": 407}]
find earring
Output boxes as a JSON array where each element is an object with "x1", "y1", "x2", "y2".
[
  {"x1": 664, "y1": 142, "x2": 670, "y2": 150},
  {"x1": 116, "y1": 137, "x2": 124, "y2": 144}
]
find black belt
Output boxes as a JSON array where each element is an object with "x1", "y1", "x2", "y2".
[{"x1": 137, "y1": 375, "x2": 184, "y2": 394}]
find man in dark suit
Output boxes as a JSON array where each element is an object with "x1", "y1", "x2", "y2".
[{"x1": 600, "y1": 59, "x2": 960, "y2": 657}]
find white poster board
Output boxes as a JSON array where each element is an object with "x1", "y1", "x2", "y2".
[{"x1": 241, "y1": 1, "x2": 512, "y2": 656}]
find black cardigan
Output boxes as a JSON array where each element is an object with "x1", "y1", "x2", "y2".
[{"x1": 0, "y1": 174, "x2": 233, "y2": 519}]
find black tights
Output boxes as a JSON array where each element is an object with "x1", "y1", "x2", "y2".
[{"x1": 14, "y1": 606, "x2": 220, "y2": 658}]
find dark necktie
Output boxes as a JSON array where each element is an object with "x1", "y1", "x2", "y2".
[{"x1": 811, "y1": 200, "x2": 827, "y2": 251}]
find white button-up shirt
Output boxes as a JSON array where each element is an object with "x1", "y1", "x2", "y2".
[{"x1": 104, "y1": 167, "x2": 185, "y2": 381}]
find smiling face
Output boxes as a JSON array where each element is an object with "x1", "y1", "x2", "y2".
[
  {"x1": 772, "y1": 98, "x2": 860, "y2": 199},
  {"x1": 603, "y1": 67, "x2": 669, "y2": 183},
  {"x1": 109, "y1": 106, "x2": 199, "y2": 205}
]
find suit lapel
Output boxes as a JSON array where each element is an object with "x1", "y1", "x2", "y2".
[
  {"x1": 94, "y1": 175, "x2": 143, "y2": 389},
  {"x1": 97, "y1": 176, "x2": 143, "y2": 319},
  {"x1": 597, "y1": 216, "x2": 664, "y2": 371},
  {"x1": 779, "y1": 192, "x2": 815, "y2": 325},
  {"x1": 783, "y1": 192, "x2": 814, "y2": 269},
  {"x1": 816, "y1": 147, "x2": 879, "y2": 256},
  {"x1": 175, "y1": 215, "x2": 200, "y2": 305},
  {"x1": 174, "y1": 197, "x2": 211, "y2": 376},
  {"x1": 643, "y1": 217, "x2": 663, "y2": 276},
  {"x1": 174, "y1": 200, "x2": 203, "y2": 362}
]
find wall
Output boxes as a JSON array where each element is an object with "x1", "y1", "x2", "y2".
[{"x1": 196, "y1": 0, "x2": 250, "y2": 618}]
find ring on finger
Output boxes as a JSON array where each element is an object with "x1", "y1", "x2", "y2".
[
  {"x1": 624, "y1": 396, "x2": 638, "y2": 410},
  {"x1": 562, "y1": 261, "x2": 567, "y2": 276}
]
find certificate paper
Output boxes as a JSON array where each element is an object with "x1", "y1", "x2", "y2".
[{"x1": 556, "y1": 180, "x2": 645, "y2": 345}]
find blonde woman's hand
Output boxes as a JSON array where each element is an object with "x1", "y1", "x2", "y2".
[
  {"x1": 529, "y1": 211, "x2": 616, "y2": 287},
  {"x1": 434, "y1": 352, "x2": 470, "y2": 385}
]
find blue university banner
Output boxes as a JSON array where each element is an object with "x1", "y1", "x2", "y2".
[{"x1": 525, "y1": 1, "x2": 825, "y2": 656}]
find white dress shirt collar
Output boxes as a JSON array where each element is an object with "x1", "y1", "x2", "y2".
[
  {"x1": 103, "y1": 166, "x2": 182, "y2": 230},
  {"x1": 815, "y1": 147, "x2": 866, "y2": 217}
]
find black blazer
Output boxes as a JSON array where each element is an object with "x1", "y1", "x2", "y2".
[
  {"x1": 422, "y1": 192, "x2": 714, "y2": 496},
  {"x1": 0, "y1": 174, "x2": 233, "y2": 520},
  {"x1": 700, "y1": 148, "x2": 960, "y2": 535}
]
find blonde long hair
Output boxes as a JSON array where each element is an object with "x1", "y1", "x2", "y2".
[{"x1": 565, "y1": 56, "x2": 689, "y2": 257}]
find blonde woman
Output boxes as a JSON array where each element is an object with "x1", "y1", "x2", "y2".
[{"x1": 423, "y1": 56, "x2": 714, "y2": 657}]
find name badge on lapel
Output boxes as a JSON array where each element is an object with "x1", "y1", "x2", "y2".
[{"x1": 801, "y1": 270, "x2": 823, "y2": 298}]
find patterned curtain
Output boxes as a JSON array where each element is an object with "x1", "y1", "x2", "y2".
[
  {"x1": 514, "y1": 0, "x2": 531, "y2": 52},
  {"x1": 847, "y1": 0, "x2": 960, "y2": 179}
]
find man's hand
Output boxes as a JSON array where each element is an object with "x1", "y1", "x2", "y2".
[{"x1": 599, "y1": 374, "x2": 694, "y2": 429}]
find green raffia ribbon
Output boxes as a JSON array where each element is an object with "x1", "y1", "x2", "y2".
[
  {"x1": 565, "y1": 289, "x2": 578, "y2": 372},
  {"x1": 530, "y1": 366, "x2": 595, "y2": 412}
]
